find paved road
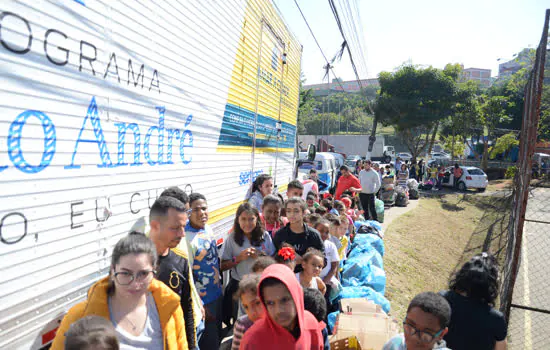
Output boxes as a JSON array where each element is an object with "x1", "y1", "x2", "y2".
[
  {"x1": 509, "y1": 187, "x2": 550, "y2": 349},
  {"x1": 381, "y1": 199, "x2": 420, "y2": 231}
]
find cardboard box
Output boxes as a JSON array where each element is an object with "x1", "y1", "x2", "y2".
[
  {"x1": 332, "y1": 298, "x2": 399, "y2": 350},
  {"x1": 340, "y1": 298, "x2": 384, "y2": 315},
  {"x1": 335, "y1": 314, "x2": 399, "y2": 350},
  {"x1": 330, "y1": 335, "x2": 362, "y2": 350}
]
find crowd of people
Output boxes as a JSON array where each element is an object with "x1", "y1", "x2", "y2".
[
  {"x1": 50, "y1": 173, "x2": 507, "y2": 350},
  {"x1": 353, "y1": 156, "x2": 468, "y2": 192}
]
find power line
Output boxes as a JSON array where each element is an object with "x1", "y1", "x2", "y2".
[
  {"x1": 292, "y1": 0, "x2": 348, "y2": 93},
  {"x1": 328, "y1": 0, "x2": 374, "y2": 113},
  {"x1": 348, "y1": 0, "x2": 369, "y2": 78}
]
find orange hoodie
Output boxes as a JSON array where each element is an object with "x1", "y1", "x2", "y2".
[
  {"x1": 50, "y1": 277, "x2": 188, "y2": 350},
  {"x1": 239, "y1": 264, "x2": 324, "y2": 350}
]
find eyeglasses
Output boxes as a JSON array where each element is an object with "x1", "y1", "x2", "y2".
[
  {"x1": 402, "y1": 320, "x2": 443, "y2": 343},
  {"x1": 114, "y1": 270, "x2": 155, "y2": 285}
]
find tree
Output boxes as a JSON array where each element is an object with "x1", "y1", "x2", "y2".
[
  {"x1": 480, "y1": 95, "x2": 513, "y2": 168},
  {"x1": 489, "y1": 132, "x2": 519, "y2": 159},
  {"x1": 375, "y1": 65, "x2": 456, "y2": 161},
  {"x1": 442, "y1": 80, "x2": 482, "y2": 159},
  {"x1": 442, "y1": 134, "x2": 466, "y2": 158},
  {"x1": 297, "y1": 83, "x2": 319, "y2": 134}
]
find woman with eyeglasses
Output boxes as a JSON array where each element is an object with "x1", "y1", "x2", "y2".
[
  {"x1": 51, "y1": 232, "x2": 188, "y2": 350},
  {"x1": 440, "y1": 253, "x2": 507, "y2": 350}
]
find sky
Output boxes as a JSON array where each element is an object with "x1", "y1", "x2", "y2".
[{"x1": 273, "y1": 0, "x2": 549, "y2": 85}]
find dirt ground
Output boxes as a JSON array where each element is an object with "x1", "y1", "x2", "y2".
[{"x1": 383, "y1": 184, "x2": 512, "y2": 321}]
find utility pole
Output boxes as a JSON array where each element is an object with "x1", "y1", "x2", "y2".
[
  {"x1": 324, "y1": 63, "x2": 332, "y2": 142},
  {"x1": 338, "y1": 100, "x2": 341, "y2": 133}
]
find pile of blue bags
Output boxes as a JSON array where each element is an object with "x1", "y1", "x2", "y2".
[{"x1": 329, "y1": 220, "x2": 390, "y2": 329}]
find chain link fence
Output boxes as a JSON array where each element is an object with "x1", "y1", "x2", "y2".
[
  {"x1": 499, "y1": 9, "x2": 550, "y2": 350},
  {"x1": 507, "y1": 181, "x2": 550, "y2": 349}
]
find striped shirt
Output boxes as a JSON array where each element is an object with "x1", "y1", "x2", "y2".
[{"x1": 231, "y1": 315, "x2": 254, "y2": 350}]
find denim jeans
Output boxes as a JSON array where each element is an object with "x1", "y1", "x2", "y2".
[{"x1": 199, "y1": 296, "x2": 223, "y2": 350}]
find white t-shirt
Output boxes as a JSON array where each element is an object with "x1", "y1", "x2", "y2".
[
  {"x1": 108, "y1": 293, "x2": 163, "y2": 350},
  {"x1": 320, "y1": 240, "x2": 340, "y2": 280}
]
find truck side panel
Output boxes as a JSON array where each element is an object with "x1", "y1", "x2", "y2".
[{"x1": 0, "y1": 1, "x2": 301, "y2": 348}]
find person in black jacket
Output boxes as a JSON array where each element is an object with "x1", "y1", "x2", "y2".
[
  {"x1": 149, "y1": 196, "x2": 196, "y2": 349},
  {"x1": 273, "y1": 197, "x2": 324, "y2": 272},
  {"x1": 440, "y1": 253, "x2": 507, "y2": 350}
]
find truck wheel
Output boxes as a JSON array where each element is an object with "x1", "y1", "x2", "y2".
[
  {"x1": 384, "y1": 155, "x2": 391, "y2": 163},
  {"x1": 458, "y1": 182, "x2": 467, "y2": 191}
]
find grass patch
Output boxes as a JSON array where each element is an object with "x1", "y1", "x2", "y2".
[
  {"x1": 384, "y1": 188, "x2": 511, "y2": 321},
  {"x1": 378, "y1": 125, "x2": 396, "y2": 135}
]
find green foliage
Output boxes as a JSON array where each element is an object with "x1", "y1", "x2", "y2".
[
  {"x1": 489, "y1": 132, "x2": 519, "y2": 158},
  {"x1": 442, "y1": 135, "x2": 466, "y2": 157},
  {"x1": 375, "y1": 65, "x2": 457, "y2": 159},
  {"x1": 481, "y1": 95, "x2": 513, "y2": 132},
  {"x1": 539, "y1": 86, "x2": 550, "y2": 140},
  {"x1": 443, "y1": 63, "x2": 463, "y2": 81},
  {"x1": 301, "y1": 110, "x2": 373, "y2": 135},
  {"x1": 298, "y1": 88, "x2": 375, "y2": 135},
  {"x1": 505, "y1": 166, "x2": 517, "y2": 179},
  {"x1": 297, "y1": 86, "x2": 319, "y2": 134},
  {"x1": 376, "y1": 65, "x2": 456, "y2": 129},
  {"x1": 441, "y1": 79, "x2": 482, "y2": 158}
]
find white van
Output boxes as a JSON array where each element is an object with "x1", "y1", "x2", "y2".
[
  {"x1": 330, "y1": 152, "x2": 346, "y2": 170},
  {"x1": 297, "y1": 152, "x2": 338, "y2": 192},
  {"x1": 0, "y1": 1, "x2": 301, "y2": 348}
]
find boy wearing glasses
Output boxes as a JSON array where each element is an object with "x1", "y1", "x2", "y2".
[{"x1": 383, "y1": 292, "x2": 451, "y2": 350}]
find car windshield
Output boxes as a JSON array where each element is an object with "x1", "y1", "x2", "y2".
[
  {"x1": 467, "y1": 168, "x2": 484, "y2": 175},
  {"x1": 298, "y1": 163, "x2": 314, "y2": 170}
]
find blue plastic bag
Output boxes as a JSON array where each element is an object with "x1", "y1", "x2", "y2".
[
  {"x1": 343, "y1": 263, "x2": 387, "y2": 295},
  {"x1": 354, "y1": 220, "x2": 383, "y2": 233},
  {"x1": 340, "y1": 286, "x2": 391, "y2": 314},
  {"x1": 350, "y1": 234, "x2": 385, "y2": 257},
  {"x1": 327, "y1": 311, "x2": 340, "y2": 333},
  {"x1": 344, "y1": 246, "x2": 383, "y2": 269}
]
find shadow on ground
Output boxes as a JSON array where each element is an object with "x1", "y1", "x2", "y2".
[{"x1": 449, "y1": 192, "x2": 513, "y2": 280}]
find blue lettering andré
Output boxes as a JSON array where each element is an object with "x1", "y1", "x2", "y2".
[
  {"x1": 239, "y1": 169, "x2": 263, "y2": 186},
  {"x1": 0, "y1": 97, "x2": 193, "y2": 173}
]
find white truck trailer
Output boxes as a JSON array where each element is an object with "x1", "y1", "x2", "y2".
[
  {"x1": 299, "y1": 134, "x2": 395, "y2": 163},
  {"x1": 0, "y1": 1, "x2": 301, "y2": 348}
]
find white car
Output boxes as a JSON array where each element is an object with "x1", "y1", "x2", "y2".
[
  {"x1": 345, "y1": 155, "x2": 362, "y2": 169},
  {"x1": 396, "y1": 152, "x2": 412, "y2": 161},
  {"x1": 441, "y1": 166, "x2": 488, "y2": 191},
  {"x1": 430, "y1": 152, "x2": 451, "y2": 161}
]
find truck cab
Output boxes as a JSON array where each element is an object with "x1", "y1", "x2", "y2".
[{"x1": 384, "y1": 146, "x2": 396, "y2": 162}]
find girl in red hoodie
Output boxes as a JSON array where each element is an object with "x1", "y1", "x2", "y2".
[{"x1": 239, "y1": 264, "x2": 324, "y2": 349}]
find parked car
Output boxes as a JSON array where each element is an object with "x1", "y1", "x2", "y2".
[
  {"x1": 396, "y1": 152, "x2": 412, "y2": 162},
  {"x1": 441, "y1": 166, "x2": 488, "y2": 191},
  {"x1": 345, "y1": 155, "x2": 362, "y2": 169},
  {"x1": 430, "y1": 152, "x2": 451, "y2": 161}
]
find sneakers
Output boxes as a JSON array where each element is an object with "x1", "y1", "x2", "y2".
[{"x1": 432, "y1": 187, "x2": 439, "y2": 191}]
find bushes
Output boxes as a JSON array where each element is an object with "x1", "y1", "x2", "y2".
[{"x1": 505, "y1": 165, "x2": 517, "y2": 179}]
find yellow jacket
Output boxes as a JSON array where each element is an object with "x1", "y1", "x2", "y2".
[{"x1": 51, "y1": 277, "x2": 188, "y2": 350}]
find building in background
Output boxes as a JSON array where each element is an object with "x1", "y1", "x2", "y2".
[
  {"x1": 304, "y1": 78, "x2": 379, "y2": 96},
  {"x1": 461, "y1": 67, "x2": 492, "y2": 87},
  {"x1": 498, "y1": 48, "x2": 533, "y2": 78}
]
